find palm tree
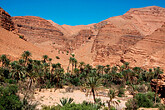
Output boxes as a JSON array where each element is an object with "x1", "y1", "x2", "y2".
[
  {"x1": 26, "y1": 70, "x2": 37, "y2": 90},
  {"x1": 37, "y1": 72, "x2": 44, "y2": 91},
  {"x1": 10, "y1": 61, "x2": 25, "y2": 82},
  {"x1": 97, "y1": 65, "x2": 105, "y2": 75},
  {"x1": 84, "y1": 64, "x2": 92, "y2": 75},
  {"x1": 74, "y1": 68, "x2": 80, "y2": 76},
  {"x1": 54, "y1": 66, "x2": 64, "y2": 88},
  {"x1": 59, "y1": 97, "x2": 74, "y2": 106},
  {"x1": 132, "y1": 67, "x2": 143, "y2": 83},
  {"x1": 48, "y1": 58, "x2": 52, "y2": 64},
  {"x1": 51, "y1": 64, "x2": 56, "y2": 74},
  {"x1": 42, "y1": 62, "x2": 49, "y2": 80},
  {"x1": 104, "y1": 65, "x2": 111, "y2": 74},
  {"x1": 42, "y1": 55, "x2": 48, "y2": 63},
  {"x1": 79, "y1": 62, "x2": 85, "y2": 72},
  {"x1": 86, "y1": 76, "x2": 102, "y2": 103},
  {"x1": 71, "y1": 58, "x2": 77, "y2": 73},
  {"x1": 33, "y1": 60, "x2": 44, "y2": 91},
  {"x1": 0, "y1": 54, "x2": 10, "y2": 68},
  {"x1": 21, "y1": 51, "x2": 31, "y2": 65},
  {"x1": 19, "y1": 59, "x2": 25, "y2": 66},
  {"x1": 106, "y1": 88, "x2": 120, "y2": 110},
  {"x1": 153, "y1": 67, "x2": 163, "y2": 104},
  {"x1": 110, "y1": 66, "x2": 118, "y2": 82},
  {"x1": 73, "y1": 58, "x2": 77, "y2": 69},
  {"x1": 67, "y1": 57, "x2": 73, "y2": 73},
  {"x1": 124, "y1": 62, "x2": 129, "y2": 69}
]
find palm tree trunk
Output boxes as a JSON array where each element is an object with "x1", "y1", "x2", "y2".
[
  {"x1": 28, "y1": 78, "x2": 32, "y2": 90},
  {"x1": 91, "y1": 88, "x2": 96, "y2": 103},
  {"x1": 107, "y1": 101, "x2": 111, "y2": 110},
  {"x1": 72, "y1": 63, "x2": 74, "y2": 73},
  {"x1": 155, "y1": 78, "x2": 159, "y2": 104},
  {"x1": 39, "y1": 81, "x2": 42, "y2": 92},
  {"x1": 67, "y1": 62, "x2": 70, "y2": 73}
]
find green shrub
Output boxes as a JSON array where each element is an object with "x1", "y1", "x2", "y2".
[
  {"x1": 155, "y1": 103, "x2": 165, "y2": 110},
  {"x1": 126, "y1": 81, "x2": 130, "y2": 85},
  {"x1": 118, "y1": 87, "x2": 125, "y2": 97},
  {"x1": 59, "y1": 97, "x2": 74, "y2": 106},
  {"x1": 42, "y1": 105, "x2": 61, "y2": 110},
  {"x1": 0, "y1": 84, "x2": 22, "y2": 110},
  {"x1": 60, "y1": 103, "x2": 97, "y2": 110},
  {"x1": 125, "y1": 98, "x2": 138, "y2": 110},
  {"x1": 135, "y1": 91, "x2": 160, "y2": 107},
  {"x1": 5, "y1": 79, "x2": 17, "y2": 84},
  {"x1": 19, "y1": 35, "x2": 24, "y2": 39},
  {"x1": 125, "y1": 91, "x2": 161, "y2": 109},
  {"x1": 56, "y1": 56, "x2": 60, "y2": 59},
  {"x1": 42, "y1": 102, "x2": 98, "y2": 110}
]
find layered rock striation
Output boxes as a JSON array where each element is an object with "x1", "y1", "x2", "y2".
[
  {"x1": 0, "y1": 7, "x2": 14, "y2": 31},
  {"x1": 1, "y1": 6, "x2": 165, "y2": 69}
]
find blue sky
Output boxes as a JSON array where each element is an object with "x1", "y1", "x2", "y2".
[{"x1": 0, "y1": 0, "x2": 165, "y2": 26}]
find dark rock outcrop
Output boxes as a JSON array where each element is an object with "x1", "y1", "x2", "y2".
[
  {"x1": 151, "y1": 74, "x2": 165, "y2": 104},
  {"x1": 0, "y1": 7, "x2": 14, "y2": 31}
]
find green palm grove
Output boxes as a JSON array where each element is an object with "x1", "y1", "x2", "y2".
[{"x1": 0, "y1": 51, "x2": 164, "y2": 110}]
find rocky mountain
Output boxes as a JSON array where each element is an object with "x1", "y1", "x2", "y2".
[
  {"x1": 78, "y1": 6, "x2": 165, "y2": 67},
  {"x1": 12, "y1": 16, "x2": 96, "y2": 52},
  {"x1": 1, "y1": 6, "x2": 165, "y2": 70},
  {"x1": 123, "y1": 23, "x2": 165, "y2": 70},
  {"x1": 0, "y1": 7, "x2": 69, "y2": 68}
]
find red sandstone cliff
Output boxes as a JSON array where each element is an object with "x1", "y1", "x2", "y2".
[{"x1": 1, "y1": 6, "x2": 165, "y2": 69}]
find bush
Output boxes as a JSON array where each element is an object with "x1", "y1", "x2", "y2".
[
  {"x1": 19, "y1": 35, "x2": 24, "y2": 39},
  {"x1": 125, "y1": 98, "x2": 138, "y2": 110},
  {"x1": 125, "y1": 91, "x2": 161, "y2": 109},
  {"x1": 131, "y1": 84, "x2": 146, "y2": 93},
  {"x1": 118, "y1": 87, "x2": 125, "y2": 97},
  {"x1": 61, "y1": 103, "x2": 97, "y2": 110},
  {"x1": 155, "y1": 103, "x2": 165, "y2": 110},
  {"x1": 5, "y1": 79, "x2": 17, "y2": 84},
  {"x1": 42, "y1": 105, "x2": 61, "y2": 110},
  {"x1": 59, "y1": 97, "x2": 74, "y2": 106},
  {"x1": 56, "y1": 56, "x2": 60, "y2": 59},
  {"x1": 42, "y1": 102, "x2": 98, "y2": 110},
  {"x1": 135, "y1": 91, "x2": 160, "y2": 107},
  {"x1": 0, "y1": 84, "x2": 22, "y2": 110},
  {"x1": 126, "y1": 81, "x2": 130, "y2": 85}
]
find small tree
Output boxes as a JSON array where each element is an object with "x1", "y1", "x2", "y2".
[
  {"x1": 106, "y1": 88, "x2": 120, "y2": 110},
  {"x1": 86, "y1": 77, "x2": 102, "y2": 103}
]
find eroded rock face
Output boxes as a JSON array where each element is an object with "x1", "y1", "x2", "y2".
[
  {"x1": 123, "y1": 23, "x2": 165, "y2": 70},
  {"x1": 151, "y1": 74, "x2": 165, "y2": 101},
  {"x1": 0, "y1": 7, "x2": 14, "y2": 31},
  {"x1": 12, "y1": 16, "x2": 64, "y2": 44},
  {"x1": 68, "y1": 29, "x2": 94, "y2": 50},
  {"x1": 10, "y1": 6, "x2": 165, "y2": 69},
  {"x1": 122, "y1": 6, "x2": 165, "y2": 36},
  {"x1": 91, "y1": 22, "x2": 143, "y2": 65},
  {"x1": 90, "y1": 6, "x2": 165, "y2": 66}
]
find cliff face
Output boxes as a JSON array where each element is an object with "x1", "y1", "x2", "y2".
[
  {"x1": 122, "y1": 6, "x2": 165, "y2": 36},
  {"x1": 123, "y1": 23, "x2": 165, "y2": 70},
  {"x1": 90, "y1": 6, "x2": 165, "y2": 67},
  {"x1": 0, "y1": 7, "x2": 14, "y2": 31},
  {"x1": 3, "y1": 6, "x2": 165, "y2": 69},
  {"x1": 0, "y1": 8, "x2": 69, "y2": 68},
  {"x1": 12, "y1": 16, "x2": 68, "y2": 51}
]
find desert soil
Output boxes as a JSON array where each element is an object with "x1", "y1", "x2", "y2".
[{"x1": 33, "y1": 87, "x2": 132, "y2": 110}]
